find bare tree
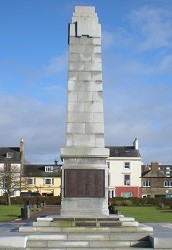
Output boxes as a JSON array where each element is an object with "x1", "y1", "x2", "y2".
[{"x1": 0, "y1": 159, "x2": 21, "y2": 205}]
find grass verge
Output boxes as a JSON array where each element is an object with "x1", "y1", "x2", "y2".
[
  {"x1": 1, "y1": 205, "x2": 172, "y2": 223},
  {"x1": 0, "y1": 205, "x2": 22, "y2": 222},
  {"x1": 116, "y1": 206, "x2": 172, "y2": 223}
]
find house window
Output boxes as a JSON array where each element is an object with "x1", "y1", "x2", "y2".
[
  {"x1": 164, "y1": 181, "x2": 172, "y2": 187},
  {"x1": 124, "y1": 162, "x2": 130, "y2": 169},
  {"x1": 26, "y1": 178, "x2": 36, "y2": 185},
  {"x1": 45, "y1": 166, "x2": 53, "y2": 172},
  {"x1": 6, "y1": 152, "x2": 13, "y2": 158},
  {"x1": 124, "y1": 175, "x2": 130, "y2": 185},
  {"x1": 43, "y1": 178, "x2": 54, "y2": 185},
  {"x1": 121, "y1": 192, "x2": 133, "y2": 198},
  {"x1": 143, "y1": 180, "x2": 151, "y2": 187}
]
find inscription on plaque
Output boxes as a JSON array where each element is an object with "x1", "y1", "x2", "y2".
[{"x1": 64, "y1": 169, "x2": 105, "y2": 197}]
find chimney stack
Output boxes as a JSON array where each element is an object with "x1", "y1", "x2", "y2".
[
  {"x1": 151, "y1": 161, "x2": 159, "y2": 172},
  {"x1": 133, "y1": 138, "x2": 139, "y2": 150},
  {"x1": 54, "y1": 160, "x2": 58, "y2": 165},
  {"x1": 20, "y1": 138, "x2": 24, "y2": 165}
]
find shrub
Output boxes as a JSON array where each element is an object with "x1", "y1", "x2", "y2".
[
  {"x1": 10, "y1": 196, "x2": 61, "y2": 206},
  {"x1": 0, "y1": 197, "x2": 6, "y2": 205},
  {"x1": 121, "y1": 199, "x2": 133, "y2": 206},
  {"x1": 114, "y1": 200, "x2": 122, "y2": 206},
  {"x1": 109, "y1": 197, "x2": 172, "y2": 207}
]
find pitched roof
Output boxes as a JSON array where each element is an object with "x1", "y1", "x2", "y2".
[
  {"x1": 142, "y1": 164, "x2": 172, "y2": 178},
  {"x1": 22, "y1": 164, "x2": 62, "y2": 177},
  {"x1": 0, "y1": 147, "x2": 21, "y2": 162},
  {"x1": 106, "y1": 146, "x2": 141, "y2": 158},
  {"x1": 142, "y1": 169, "x2": 166, "y2": 178}
]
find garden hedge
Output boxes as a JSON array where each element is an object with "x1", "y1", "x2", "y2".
[
  {"x1": 0, "y1": 196, "x2": 61, "y2": 205},
  {"x1": 109, "y1": 197, "x2": 172, "y2": 207},
  {"x1": 0, "y1": 196, "x2": 172, "y2": 207}
]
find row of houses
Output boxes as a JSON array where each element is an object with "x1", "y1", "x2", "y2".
[
  {"x1": 107, "y1": 139, "x2": 172, "y2": 198},
  {"x1": 0, "y1": 138, "x2": 171, "y2": 198}
]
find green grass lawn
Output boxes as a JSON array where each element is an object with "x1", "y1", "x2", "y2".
[
  {"x1": 116, "y1": 206, "x2": 172, "y2": 223},
  {"x1": 0, "y1": 205, "x2": 22, "y2": 222},
  {"x1": 1, "y1": 205, "x2": 172, "y2": 223}
]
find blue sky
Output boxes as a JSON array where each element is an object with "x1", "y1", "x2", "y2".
[{"x1": 0, "y1": 0, "x2": 172, "y2": 164}]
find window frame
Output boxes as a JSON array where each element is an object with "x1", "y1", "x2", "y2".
[
  {"x1": 143, "y1": 180, "x2": 151, "y2": 187},
  {"x1": 124, "y1": 174, "x2": 130, "y2": 186},
  {"x1": 26, "y1": 178, "x2": 36, "y2": 185},
  {"x1": 121, "y1": 192, "x2": 133, "y2": 198},
  {"x1": 43, "y1": 178, "x2": 54, "y2": 185},
  {"x1": 6, "y1": 152, "x2": 13, "y2": 158},
  {"x1": 124, "y1": 162, "x2": 130, "y2": 169},
  {"x1": 164, "y1": 181, "x2": 172, "y2": 187},
  {"x1": 45, "y1": 166, "x2": 54, "y2": 172}
]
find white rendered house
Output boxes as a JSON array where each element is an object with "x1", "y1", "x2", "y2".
[{"x1": 106, "y1": 138, "x2": 142, "y2": 198}]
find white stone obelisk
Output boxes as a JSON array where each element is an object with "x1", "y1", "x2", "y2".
[{"x1": 60, "y1": 6, "x2": 109, "y2": 216}]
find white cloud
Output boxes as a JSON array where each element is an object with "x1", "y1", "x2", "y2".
[
  {"x1": 104, "y1": 69, "x2": 172, "y2": 164},
  {"x1": 44, "y1": 52, "x2": 67, "y2": 75},
  {"x1": 102, "y1": 28, "x2": 132, "y2": 50},
  {"x1": 129, "y1": 6, "x2": 172, "y2": 51},
  {"x1": 102, "y1": 5, "x2": 172, "y2": 53},
  {"x1": 0, "y1": 94, "x2": 65, "y2": 163},
  {"x1": 158, "y1": 54, "x2": 172, "y2": 73},
  {"x1": 102, "y1": 31, "x2": 115, "y2": 49}
]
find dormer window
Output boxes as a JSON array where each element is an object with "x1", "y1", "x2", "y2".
[
  {"x1": 6, "y1": 152, "x2": 13, "y2": 158},
  {"x1": 45, "y1": 166, "x2": 53, "y2": 172}
]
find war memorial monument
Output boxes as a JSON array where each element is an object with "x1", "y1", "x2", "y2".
[
  {"x1": 1, "y1": 6, "x2": 171, "y2": 250},
  {"x1": 60, "y1": 5, "x2": 109, "y2": 216}
]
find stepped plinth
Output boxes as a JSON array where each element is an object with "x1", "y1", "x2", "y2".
[{"x1": 17, "y1": 215, "x2": 154, "y2": 249}]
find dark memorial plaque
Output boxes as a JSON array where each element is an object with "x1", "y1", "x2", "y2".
[{"x1": 64, "y1": 169, "x2": 105, "y2": 197}]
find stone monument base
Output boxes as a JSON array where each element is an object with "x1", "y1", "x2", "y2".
[
  {"x1": 61, "y1": 197, "x2": 109, "y2": 216},
  {"x1": 60, "y1": 150, "x2": 110, "y2": 216},
  {"x1": 17, "y1": 215, "x2": 154, "y2": 249}
]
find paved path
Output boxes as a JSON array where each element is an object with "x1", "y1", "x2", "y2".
[
  {"x1": 0, "y1": 205, "x2": 60, "y2": 234},
  {"x1": 18, "y1": 205, "x2": 61, "y2": 223},
  {"x1": 146, "y1": 223, "x2": 172, "y2": 238}
]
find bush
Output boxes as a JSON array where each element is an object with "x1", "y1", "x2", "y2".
[
  {"x1": 0, "y1": 197, "x2": 6, "y2": 205},
  {"x1": 114, "y1": 200, "x2": 122, "y2": 206},
  {"x1": 0, "y1": 196, "x2": 61, "y2": 205},
  {"x1": 109, "y1": 197, "x2": 172, "y2": 207},
  {"x1": 121, "y1": 200, "x2": 133, "y2": 206}
]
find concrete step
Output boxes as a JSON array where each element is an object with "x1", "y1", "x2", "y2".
[
  {"x1": 26, "y1": 233, "x2": 152, "y2": 249},
  {"x1": 31, "y1": 216, "x2": 139, "y2": 228},
  {"x1": 52, "y1": 217, "x2": 120, "y2": 222},
  {"x1": 150, "y1": 235, "x2": 172, "y2": 249},
  {"x1": 17, "y1": 217, "x2": 154, "y2": 249},
  {"x1": 27, "y1": 233, "x2": 151, "y2": 241},
  {"x1": 19, "y1": 225, "x2": 153, "y2": 233},
  {"x1": 32, "y1": 220, "x2": 138, "y2": 228},
  {"x1": 26, "y1": 239, "x2": 152, "y2": 248},
  {"x1": 75, "y1": 221, "x2": 122, "y2": 227},
  {"x1": 25, "y1": 247, "x2": 153, "y2": 250}
]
